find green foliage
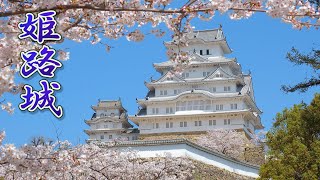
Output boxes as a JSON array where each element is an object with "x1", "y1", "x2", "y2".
[{"x1": 259, "y1": 94, "x2": 320, "y2": 180}]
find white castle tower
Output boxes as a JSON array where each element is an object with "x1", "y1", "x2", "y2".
[
  {"x1": 85, "y1": 99, "x2": 139, "y2": 142},
  {"x1": 130, "y1": 28, "x2": 263, "y2": 139}
]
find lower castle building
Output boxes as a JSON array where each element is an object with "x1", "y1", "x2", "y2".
[{"x1": 85, "y1": 99, "x2": 139, "y2": 142}]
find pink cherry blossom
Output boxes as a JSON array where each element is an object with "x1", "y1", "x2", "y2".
[{"x1": 0, "y1": 132, "x2": 194, "y2": 179}]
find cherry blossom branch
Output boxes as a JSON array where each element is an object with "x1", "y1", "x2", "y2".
[
  {"x1": 0, "y1": 4, "x2": 319, "y2": 18},
  {"x1": 62, "y1": 16, "x2": 83, "y2": 32}
]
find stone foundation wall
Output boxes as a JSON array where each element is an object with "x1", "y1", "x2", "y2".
[{"x1": 244, "y1": 146, "x2": 265, "y2": 165}]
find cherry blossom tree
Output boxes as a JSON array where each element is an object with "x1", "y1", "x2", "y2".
[
  {"x1": 1, "y1": 0, "x2": 320, "y2": 113},
  {"x1": 197, "y1": 129, "x2": 246, "y2": 159},
  {"x1": 0, "y1": 132, "x2": 194, "y2": 179}
]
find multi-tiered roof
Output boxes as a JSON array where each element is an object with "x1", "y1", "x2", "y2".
[{"x1": 130, "y1": 28, "x2": 263, "y2": 138}]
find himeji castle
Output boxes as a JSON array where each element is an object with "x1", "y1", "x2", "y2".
[
  {"x1": 84, "y1": 28, "x2": 264, "y2": 178},
  {"x1": 85, "y1": 28, "x2": 263, "y2": 142},
  {"x1": 85, "y1": 99, "x2": 139, "y2": 142},
  {"x1": 129, "y1": 28, "x2": 263, "y2": 139}
]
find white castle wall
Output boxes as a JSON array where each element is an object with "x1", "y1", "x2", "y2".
[{"x1": 104, "y1": 140, "x2": 260, "y2": 178}]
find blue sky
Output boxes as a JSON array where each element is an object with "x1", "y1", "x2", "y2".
[{"x1": 0, "y1": 12, "x2": 319, "y2": 146}]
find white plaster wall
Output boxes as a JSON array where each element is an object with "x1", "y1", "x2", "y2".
[
  {"x1": 176, "y1": 43, "x2": 225, "y2": 57},
  {"x1": 92, "y1": 132, "x2": 139, "y2": 142},
  {"x1": 91, "y1": 121, "x2": 123, "y2": 130},
  {"x1": 146, "y1": 98, "x2": 247, "y2": 115},
  {"x1": 96, "y1": 109, "x2": 120, "y2": 116},
  {"x1": 154, "y1": 81, "x2": 237, "y2": 97},
  {"x1": 139, "y1": 116, "x2": 246, "y2": 133}
]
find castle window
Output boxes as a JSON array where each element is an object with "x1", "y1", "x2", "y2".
[
  {"x1": 166, "y1": 107, "x2": 173, "y2": 114},
  {"x1": 231, "y1": 103, "x2": 238, "y2": 110},
  {"x1": 100, "y1": 135, "x2": 104, "y2": 140},
  {"x1": 216, "y1": 73, "x2": 223, "y2": 78},
  {"x1": 176, "y1": 101, "x2": 186, "y2": 111},
  {"x1": 177, "y1": 100, "x2": 212, "y2": 111},
  {"x1": 203, "y1": 72, "x2": 210, "y2": 77},
  {"x1": 96, "y1": 124, "x2": 100, "y2": 129},
  {"x1": 109, "y1": 135, "x2": 113, "y2": 139},
  {"x1": 166, "y1": 122, "x2": 173, "y2": 128},
  {"x1": 104, "y1": 125, "x2": 108, "y2": 128},
  {"x1": 224, "y1": 86, "x2": 231, "y2": 92},
  {"x1": 210, "y1": 87, "x2": 216, "y2": 92},
  {"x1": 152, "y1": 108, "x2": 159, "y2": 114},
  {"x1": 216, "y1": 104, "x2": 223, "y2": 111},
  {"x1": 156, "y1": 123, "x2": 159, "y2": 128},
  {"x1": 174, "y1": 89, "x2": 181, "y2": 95},
  {"x1": 160, "y1": 90, "x2": 167, "y2": 96},
  {"x1": 182, "y1": 72, "x2": 189, "y2": 78},
  {"x1": 200, "y1": 50, "x2": 203, "y2": 55},
  {"x1": 180, "y1": 121, "x2": 187, "y2": 127},
  {"x1": 206, "y1": 49, "x2": 210, "y2": 55},
  {"x1": 195, "y1": 121, "x2": 202, "y2": 126},
  {"x1": 167, "y1": 77, "x2": 173, "y2": 81},
  {"x1": 224, "y1": 119, "x2": 231, "y2": 125},
  {"x1": 209, "y1": 120, "x2": 216, "y2": 126}
]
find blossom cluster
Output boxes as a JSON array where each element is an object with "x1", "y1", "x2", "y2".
[
  {"x1": 197, "y1": 129, "x2": 246, "y2": 159},
  {"x1": 0, "y1": 132, "x2": 194, "y2": 179}
]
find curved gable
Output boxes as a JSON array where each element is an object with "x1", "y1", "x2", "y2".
[
  {"x1": 167, "y1": 90, "x2": 219, "y2": 102},
  {"x1": 154, "y1": 71, "x2": 185, "y2": 83},
  {"x1": 204, "y1": 67, "x2": 236, "y2": 80}
]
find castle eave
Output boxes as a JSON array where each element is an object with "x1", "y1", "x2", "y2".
[{"x1": 84, "y1": 128, "x2": 127, "y2": 135}]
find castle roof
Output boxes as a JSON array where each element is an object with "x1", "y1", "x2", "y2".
[
  {"x1": 153, "y1": 56, "x2": 237, "y2": 71},
  {"x1": 164, "y1": 28, "x2": 232, "y2": 54},
  {"x1": 91, "y1": 98, "x2": 127, "y2": 112}
]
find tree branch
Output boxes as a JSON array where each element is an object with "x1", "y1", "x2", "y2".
[
  {"x1": 282, "y1": 77, "x2": 320, "y2": 93},
  {"x1": 283, "y1": 47, "x2": 320, "y2": 93},
  {"x1": 0, "y1": 4, "x2": 319, "y2": 18}
]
